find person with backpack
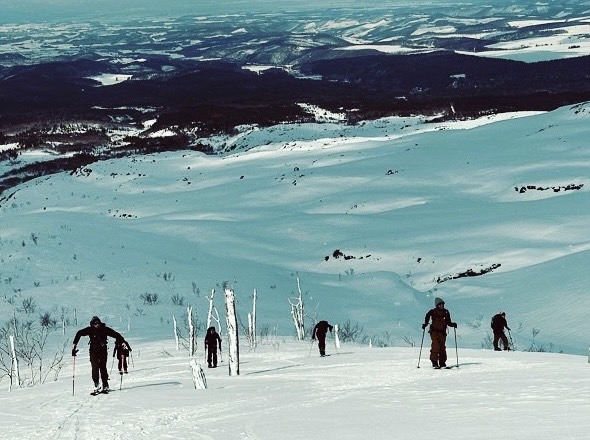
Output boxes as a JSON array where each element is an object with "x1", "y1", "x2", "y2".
[
  {"x1": 113, "y1": 339, "x2": 132, "y2": 374},
  {"x1": 71, "y1": 316, "x2": 127, "y2": 394},
  {"x1": 312, "y1": 320, "x2": 333, "y2": 357},
  {"x1": 491, "y1": 311, "x2": 511, "y2": 351},
  {"x1": 422, "y1": 298, "x2": 457, "y2": 368},
  {"x1": 204, "y1": 326, "x2": 222, "y2": 368}
]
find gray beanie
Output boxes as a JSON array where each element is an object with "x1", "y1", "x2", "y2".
[{"x1": 434, "y1": 297, "x2": 445, "y2": 307}]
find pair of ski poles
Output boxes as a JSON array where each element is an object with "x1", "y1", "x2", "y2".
[{"x1": 417, "y1": 326, "x2": 459, "y2": 368}]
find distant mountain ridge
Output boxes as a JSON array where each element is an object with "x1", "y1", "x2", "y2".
[
  {"x1": 2, "y1": 1, "x2": 590, "y2": 194},
  {"x1": 2, "y1": 52, "x2": 590, "y2": 125}
]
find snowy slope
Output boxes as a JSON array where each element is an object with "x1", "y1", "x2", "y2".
[{"x1": 1, "y1": 103, "x2": 589, "y2": 356}]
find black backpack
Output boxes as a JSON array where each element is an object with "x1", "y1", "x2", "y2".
[{"x1": 491, "y1": 314, "x2": 502, "y2": 329}]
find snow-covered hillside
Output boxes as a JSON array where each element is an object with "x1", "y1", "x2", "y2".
[{"x1": 1, "y1": 103, "x2": 589, "y2": 357}]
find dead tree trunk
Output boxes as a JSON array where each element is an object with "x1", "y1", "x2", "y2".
[
  {"x1": 224, "y1": 288, "x2": 240, "y2": 376},
  {"x1": 248, "y1": 289, "x2": 257, "y2": 349},
  {"x1": 173, "y1": 315, "x2": 179, "y2": 351},
  {"x1": 189, "y1": 359, "x2": 207, "y2": 389},
  {"x1": 288, "y1": 277, "x2": 305, "y2": 340},
  {"x1": 334, "y1": 324, "x2": 341, "y2": 351},
  {"x1": 187, "y1": 306, "x2": 195, "y2": 357},
  {"x1": 9, "y1": 335, "x2": 20, "y2": 391}
]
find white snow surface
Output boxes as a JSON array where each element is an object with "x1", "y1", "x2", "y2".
[
  {"x1": 1, "y1": 340, "x2": 590, "y2": 439},
  {"x1": 87, "y1": 73, "x2": 133, "y2": 86}
]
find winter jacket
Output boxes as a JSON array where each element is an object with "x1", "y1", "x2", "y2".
[
  {"x1": 424, "y1": 307, "x2": 454, "y2": 333},
  {"x1": 73, "y1": 323, "x2": 124, "y2": 352},
  {"x1": 204, "y1": 327, "x2": 222, "y2": 351},
  {"x1": 491, "y1": 314, "x2": 509, "y2": 333},
  {"x1": 312, "y1": 321, "x2": 333, "y2": 339}
]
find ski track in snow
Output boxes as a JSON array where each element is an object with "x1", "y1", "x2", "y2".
[{"x1": 2, "y1": 339, "x2": 590, "y2": 439}]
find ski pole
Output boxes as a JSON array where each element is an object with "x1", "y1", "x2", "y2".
[
  {"x1": 119, "y1": 371, "x2": 123, "y2": 391},
  {"x1": 417, "y1": 326, "x2": 426, "y2": 368},
  {"x1": 110, "y1": 355, "x2": 115, "y2": 376},
  {"x1": 72, "y1": 355, "x2": 76, "y2": 396},
  {"x1": 454, "y1": 327, "x2": 459, "y2": 368},
  {"x1": 508, "y1": 329, "x2": 515, "y2": 350},
  {"x1": 308, "y1": 339, "x2": 315, "y2": 357}
]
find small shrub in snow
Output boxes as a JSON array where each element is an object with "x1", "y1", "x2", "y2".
[
  {"x1": 338, "y1": 319, "x2": 365, "y2": 343},
  {"x1": 171, "y1": 294, "x2": 185, "y2": 306},
  {"x1": 20, "y1": 297, "x2": 37, "y2": 314},
  {"x1": 140, "y1": 293, "x2": 159, "y2": 305},
  {"x1": 39, "y1": 312, "x2": 57, "y2": 329}
]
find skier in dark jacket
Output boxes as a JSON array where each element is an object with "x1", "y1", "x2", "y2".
[
  {"x1": 113, "y1": 339, "x2": 132, "y2": 374},
  {"x1": 72, "y1": 316, "x2": 126, "y2": 393},
  {"x1": 204, "y1": 326, "x2": 222, "y2": 368},
  {"x1": 422, "y1": 298, "x2": 457, "y2": 368},
  {"x1": 491, "y1": 311, "x2": 511, "y2": 351},
  {"x1": 312, "y1": 320, "x2": 333, "y2": 356}
]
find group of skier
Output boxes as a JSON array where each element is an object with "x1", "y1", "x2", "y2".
[
  {"x1": 71, "y1": 316, "x2": 131, "y2": 394},
  {"x1": 72, "y1": 300, "x2": 512, "y2": 393},
  {"x1": 72, "y1": 315, "x2": 223, "y2": 394},
  {"x1": 421, "y1": 297, "x2": 512, "y2": 369},
  {"x1": 310, "y1": 298, "x2": 511, "y2": 367}
]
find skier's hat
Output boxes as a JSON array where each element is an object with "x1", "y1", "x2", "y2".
[{"x1": 90, "y1": 316, "x2": 102, "y2": 326}]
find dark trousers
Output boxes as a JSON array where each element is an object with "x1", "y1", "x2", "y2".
[
  {"x1": 90, "y1": 347, "x2": 109, "y2": 387},
  {"x1": 317, "y1": 335, "x2": 327, "y2": 355},
  {"x1": 429, "y1": 331, "x2": 448, "y2": 366},
  {"x1": 117, "y1": 355, "x2": 128, "y2": 372},
  {"x1": 493, "y1": 331, "x2": 509, "y2": 350},
  {"x1": 207, "y1": 348, "x2": 218, "y2": 367}
]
